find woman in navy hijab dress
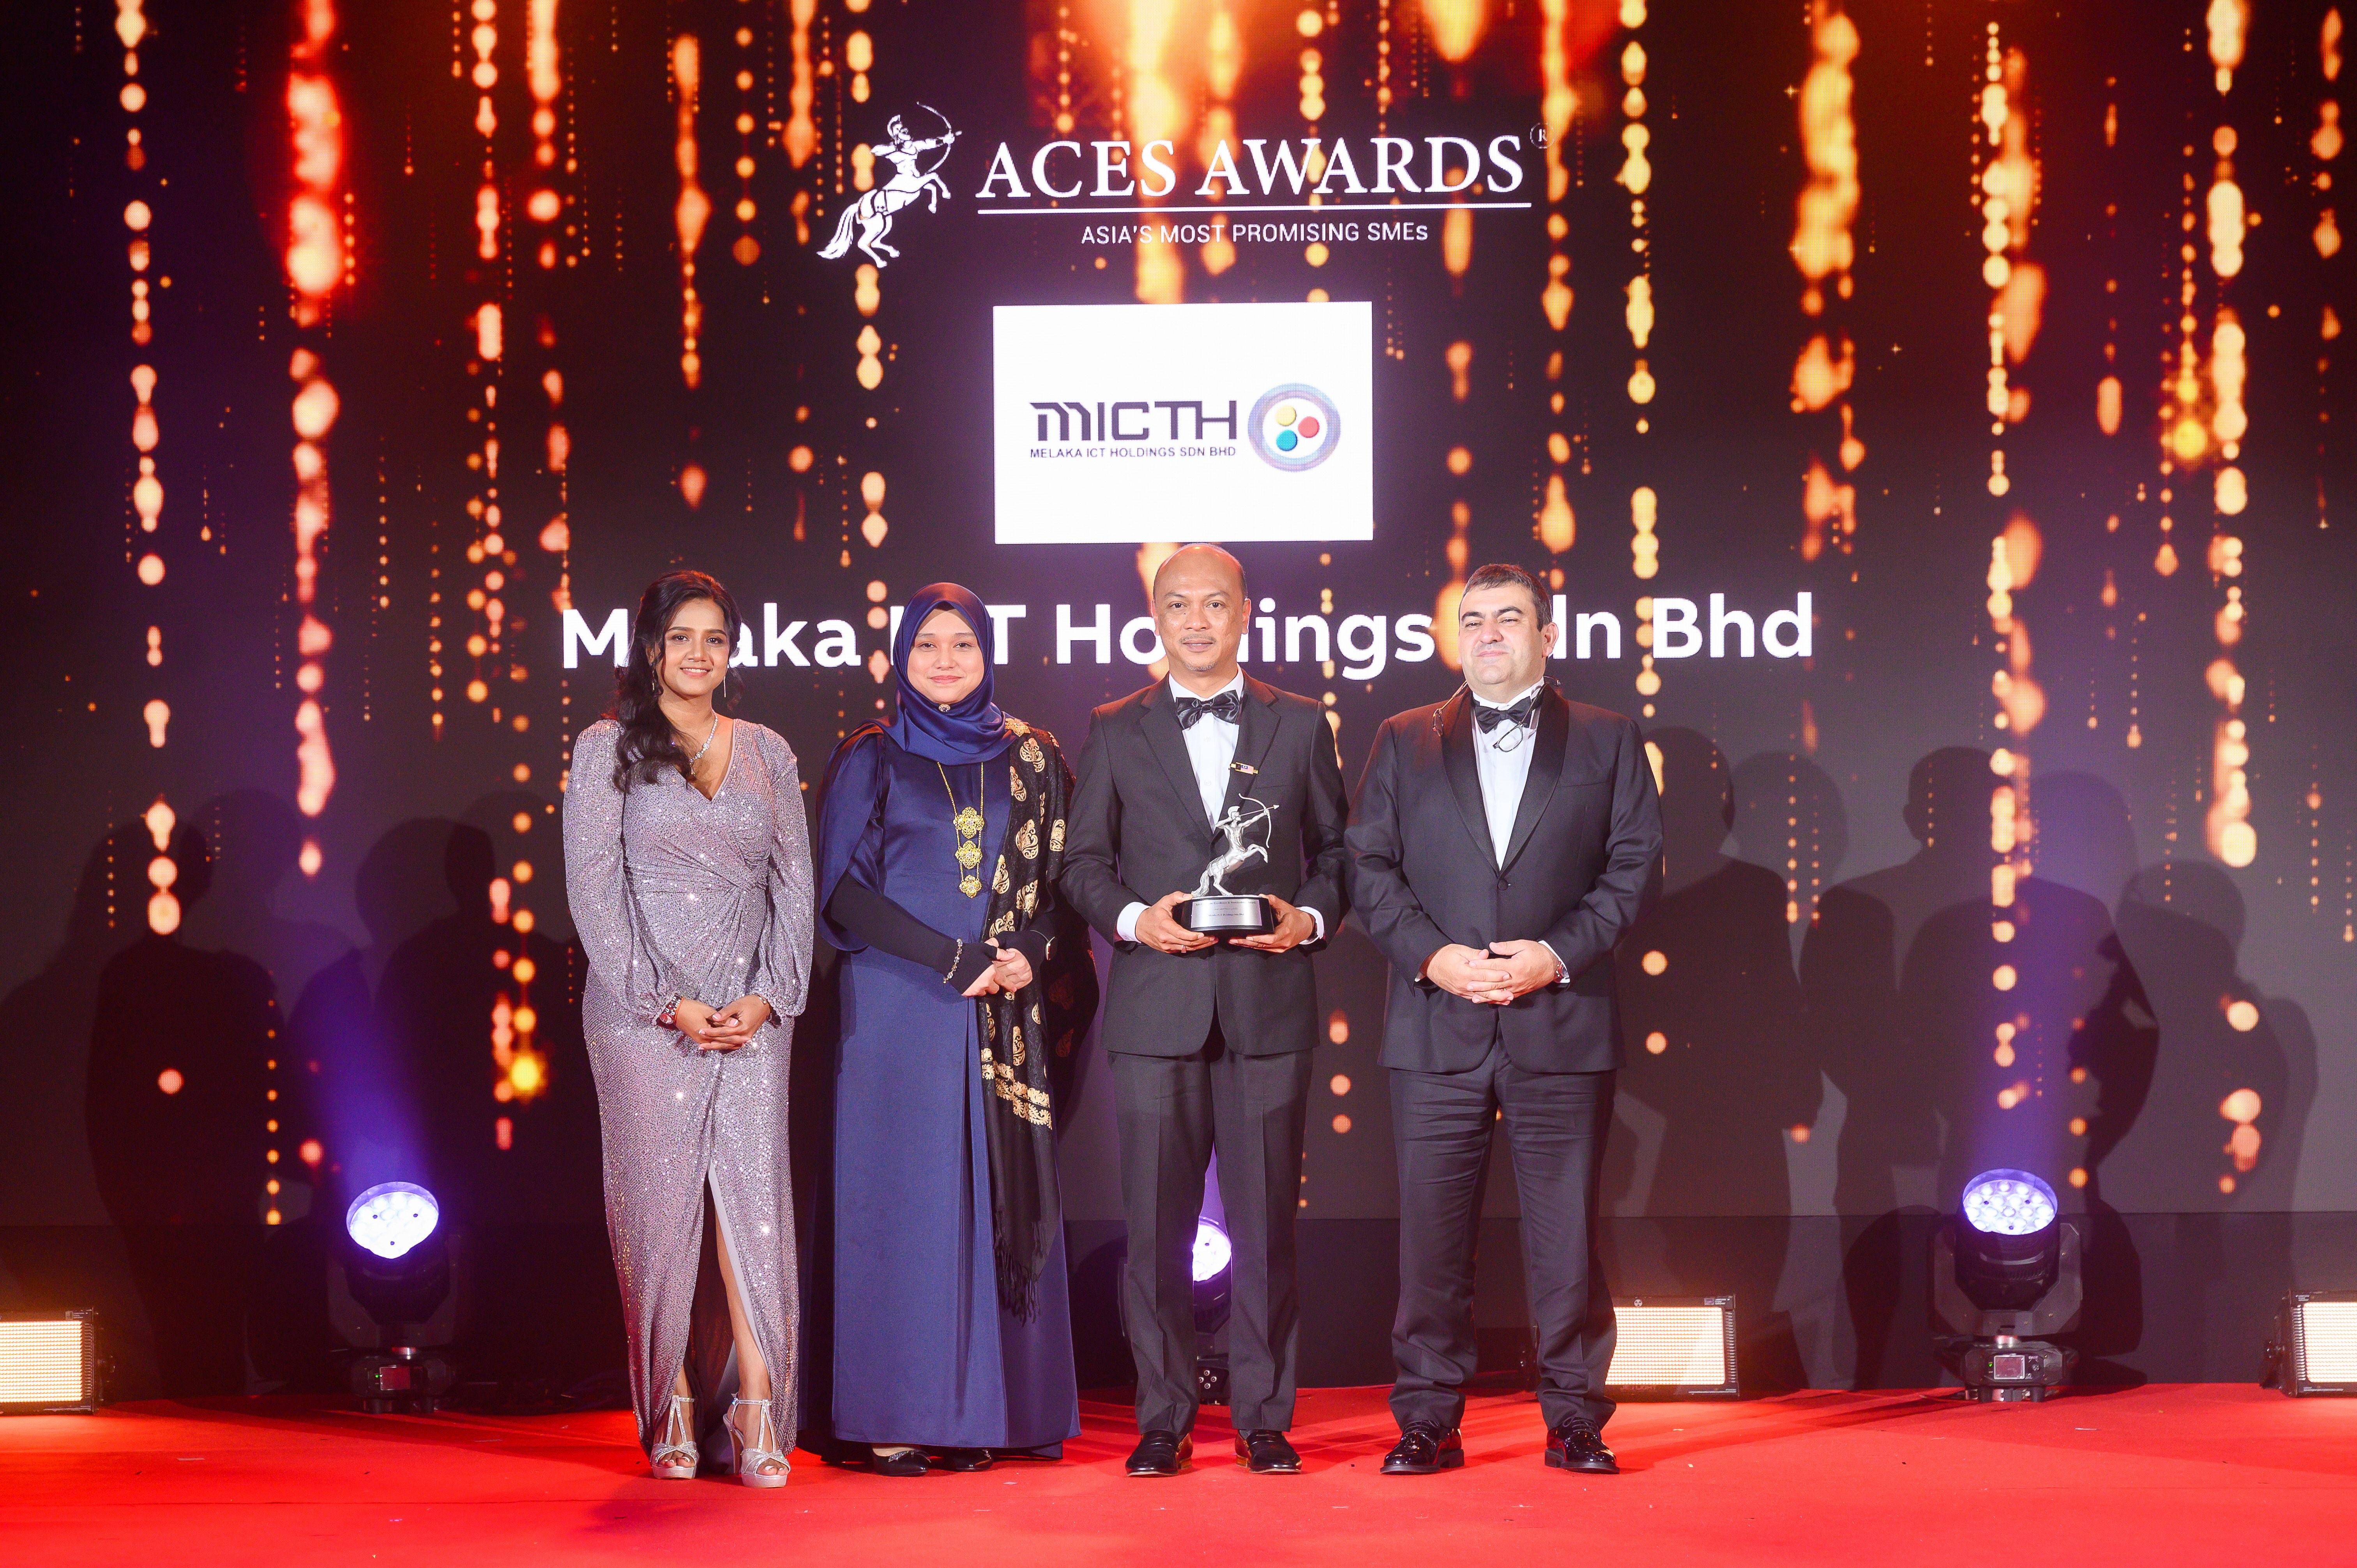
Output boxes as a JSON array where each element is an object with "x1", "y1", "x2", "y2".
[{"x1": 815, "y1": 583, "x2": 1096, "y2": 1474}]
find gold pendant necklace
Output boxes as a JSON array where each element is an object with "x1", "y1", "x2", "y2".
[{"x1": 939, "y1": 762, "x2": 984, "y2": 897}]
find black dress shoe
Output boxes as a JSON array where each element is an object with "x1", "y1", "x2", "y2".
[
  {"x1": 868, "y1": 1446, "x2": 929, "y2": 1477},
  {"x1": 930, "y1": 1447, "x2": 994, "y2": 1473},
  {"x1": 1380, "y1": 1423, "x2": 1465, "y2": 1475},
  {"x1": 1233, "y1": 1430, "x2": 1301, "y2": 1474},
  {"x1": 1125, "y1": 1430, "x2": 1191, "y2": 1476},
  {"x1": 1544, "y1": 1415, "x2": 1619, "y2": 1474}
]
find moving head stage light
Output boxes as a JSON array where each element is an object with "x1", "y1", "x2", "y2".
[
  {"x1": 1192, "y1": 1215, "x2": 1233, "y2": 1407},
  {"x1": 1933, "y1": 1169, "x2": 2082, "y2": 1402},
  {"x1": 329, "y1": 1182, "x2": 461, "y2": 1412}
]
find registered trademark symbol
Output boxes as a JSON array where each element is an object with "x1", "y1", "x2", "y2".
[{"x1": 1528, "y1": 124, "x2": 1550, "y2": 148}]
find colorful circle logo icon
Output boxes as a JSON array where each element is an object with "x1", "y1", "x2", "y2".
[{"x1": 1247, "y1": 383, "x2": 1342, "y2": 473}]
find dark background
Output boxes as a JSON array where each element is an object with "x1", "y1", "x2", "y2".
[{"x1": 1, "y1": 0, "x2": 2350, "y2": 1401}]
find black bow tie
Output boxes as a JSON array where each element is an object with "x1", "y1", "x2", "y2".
[
  {"x1": 1474, "y1": 692, "x2": 1541, "y2": 733},
  {"x1": 1175, "y1": 690, "x2": 1244, "y2": 729}
]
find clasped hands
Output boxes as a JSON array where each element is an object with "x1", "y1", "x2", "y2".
[
  {"x1": 673, "y1": 994, "x2": 774, "y2": 1052},
  {"x1": 1424, "y1": 939, "x2": 1558, "y2": 1006},
  {"x1": 959, "y1": 938, "x2": 1034, "y2": 999},
  {"x1": 1133, "y1": 890, "x2": 1316, "y2": 956}
]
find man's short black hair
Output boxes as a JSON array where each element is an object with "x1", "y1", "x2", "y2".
[{"x1": 1460, "y1": 562, "x2": 1550, "y2": 622}]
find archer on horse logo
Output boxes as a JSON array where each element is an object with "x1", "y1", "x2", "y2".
[{"x1": 818, "y1": 106, "x2": 959, "y2": 268}]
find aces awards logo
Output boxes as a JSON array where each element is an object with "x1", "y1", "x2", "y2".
[
  {"x1": 1246, "y1": 384, "x2": 1341, "y2": 473},
  {"x1": 817, "y1": 106, "x2": 959, "y2": 268}
]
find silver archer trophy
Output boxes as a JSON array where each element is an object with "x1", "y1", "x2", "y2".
[{"x1": 1177, "y1": 797, "x2": 1277, "y2": 936}]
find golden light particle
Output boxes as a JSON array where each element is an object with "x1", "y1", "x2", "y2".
[
  {"x1": 2224, "y1": 998, "x2": 2260, "y2": 1031},
  {"x1": 1640, "y1": 950, "x2": 1668, "y2": 976},
  {"x1": 1992, "y1": 964, "x2": 2018, "y2": 991},
  {"x1": 1329, "y1": 1074, "x2": 1352, "y2": 1097},
  {"x1": 1331, "y1": 1114, "x2": 1352, "y2": 1135},
  {"x1": 2220, "y1": 1088, "x2": 2262, "y2": 1124},
  {"x1": 157, "y1": 1068, "x2": 184, "y2": 1095},
  {"x1": 1645, "y1": 1031, "x2": 1668, "y2": 1054}
]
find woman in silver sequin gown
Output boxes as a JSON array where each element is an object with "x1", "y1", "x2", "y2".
[{"x1": 563, "y1": 573, "x2": 813, "y2": 1485}]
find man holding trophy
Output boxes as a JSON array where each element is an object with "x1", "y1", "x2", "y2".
[{"x1": 1061, "y1": 544, "x2": 1350, "y2": 1477}]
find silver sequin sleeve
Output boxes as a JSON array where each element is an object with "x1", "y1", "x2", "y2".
[{"x1": 563, "y1": 721, "x2": 684, "y2": 1022}]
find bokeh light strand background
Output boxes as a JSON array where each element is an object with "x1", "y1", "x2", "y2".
[{"x1": 0, "y1": 4, "x2": 2351, "y2": 1399}]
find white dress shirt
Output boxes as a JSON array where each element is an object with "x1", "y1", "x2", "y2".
[
  {"x1": 1115, "y1": 673, "x2": 1325, "y2": 943},
  {"x1": 1468, "y1": 680, "x2": 1567, "y2": 983},
  {"x1": 1470, "y1": 680, "x2": 1544, "y2": 865}
]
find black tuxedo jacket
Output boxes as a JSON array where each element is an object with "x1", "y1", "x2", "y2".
[
  {"x1": 1346, "y1": 686, "x2": 1663, "y2": 1074},
  {"x1": 1059, "y1": 674, "x2": 1350, "y2": 1058}
]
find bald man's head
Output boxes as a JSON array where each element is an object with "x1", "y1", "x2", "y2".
[
  {"x1": 1151, "y1": 542, "x2": 1246, "y2": 603},
  {"x1": 1151, "y1": 543, "x2": 1249, "y2": 692}
]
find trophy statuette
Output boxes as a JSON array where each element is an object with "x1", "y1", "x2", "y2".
[{"x1": 1177, "y1": 798, "x2": 1277, "y2": 936}]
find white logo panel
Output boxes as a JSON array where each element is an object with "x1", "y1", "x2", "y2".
[{"x1": 993, "y1": 301, "x2": 1374, "y2": 544}]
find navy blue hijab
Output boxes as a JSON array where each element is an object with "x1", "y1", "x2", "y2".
[{"x1": 885, "y1": 583, "x2": 1008, "y2": 764}]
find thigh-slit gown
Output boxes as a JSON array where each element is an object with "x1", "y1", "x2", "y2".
[{"x1": 563, "y1": 719, "x2": 814, "y2": 1456}]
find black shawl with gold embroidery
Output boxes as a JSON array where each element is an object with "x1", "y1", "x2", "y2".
[{"x1": 976, "y1": 719, "x2": 1098, "y2": 1319}]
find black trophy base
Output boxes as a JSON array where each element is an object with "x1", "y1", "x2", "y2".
[{"x1": 1179, "y1": 894, "x2": 1274, "y2": 936}]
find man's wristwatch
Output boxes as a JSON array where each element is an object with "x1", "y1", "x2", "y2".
[{"x1": 1549, "y1": 950, "x2": 1570, "y2": 987}]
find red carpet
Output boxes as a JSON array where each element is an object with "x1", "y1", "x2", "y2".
[{"x1": 4, "y1": 1384, "x2": 2353, "y2": 1565}]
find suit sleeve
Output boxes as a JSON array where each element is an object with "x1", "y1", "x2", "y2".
[
  {"x1": 1344, "y1": 719, "x2": 1453, "y2": 979},
  {"x1": 1539, "y1": 717, "x2": 1664, "y2": 979},
  {"x1": 1056, "y1": 708, "x2": 1145, "y2": 946},
  {"x1": 1289, "y1": 706, "x2": 1352, "y2": 946}
]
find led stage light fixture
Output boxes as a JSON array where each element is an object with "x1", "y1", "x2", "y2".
[
  {"x1": 329, "y1": 1181, "x2": 461, "y2": 1412},
  {"x1": 0, "y1": 1311, "x2": 102, "y2": 1413},
  {"x1": 1934, "y1": 1168, "x2": 2082, "y2": 1402},
  {"x1": 1604, "y1": 1296, "x2": 1740, "y2": 1400},
  {"x1": 2266, "y1": 1291, "x2": 2357, "y2": 1397}
]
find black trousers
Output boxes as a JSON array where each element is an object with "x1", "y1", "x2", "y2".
[
  {"x1": 1390, "y1": 1044, "x2": 1617, "y2": 1433},
  {"x1": 1109, "y1": 1019, "x2": 1312, "y2": 1435}
]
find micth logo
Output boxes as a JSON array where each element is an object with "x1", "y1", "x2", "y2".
[
  {"x1": 1023, "y1": 387, "x2": 1342, "y2": 473},
  {"x1": 1028, "y1": 400, "x2": 1239, "y2": 443},
  {"x1": 1246, "y1": 383, "x2": 1340, "y2": 472}
]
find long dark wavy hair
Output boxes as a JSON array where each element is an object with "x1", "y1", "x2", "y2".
[{"x1": 608, "y1": 570, "x2": 745, "y2": 791}]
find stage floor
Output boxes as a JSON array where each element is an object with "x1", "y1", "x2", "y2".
[{"x1": 4, "y1": 1384, "x2": 2353, "y2": 1565}]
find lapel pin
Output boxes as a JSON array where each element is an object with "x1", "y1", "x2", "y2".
[{"x1": 1231, "y1": 762, "x2": 1258, "y2": 774}]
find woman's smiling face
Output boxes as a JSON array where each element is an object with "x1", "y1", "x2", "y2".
[
  {"x1": 656, "y1": 596, "x2": 732, "y2": 700},
  {"x1": 908, "y1": 606, "x2": 985, "y2": 708}
]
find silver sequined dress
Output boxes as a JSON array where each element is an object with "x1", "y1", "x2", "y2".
[{"x1": 562, "y1": 718, "x2": 813, "y2": 1455}]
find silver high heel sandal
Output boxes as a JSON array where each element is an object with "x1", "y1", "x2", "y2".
[
  {"x1": 651, "y1": 1393, "x2": 697, "y2": 1480},
  {"x1": 727, "y1": 1397, "x2": 790, "y2": 1488}
]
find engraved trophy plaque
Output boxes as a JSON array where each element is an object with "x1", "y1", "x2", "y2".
[{"x1": 1178, "y1": 797, "x2": 1277, "y2": 936}]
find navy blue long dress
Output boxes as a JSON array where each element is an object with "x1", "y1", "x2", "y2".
[{"x1": 817, "y1": 728, "x2": 1080, "y2": 1450}]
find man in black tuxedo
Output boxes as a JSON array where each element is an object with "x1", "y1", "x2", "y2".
[
  {"x1": 1346, "y1": 562, "x2": 1662, "y2": 1476},
  {"x1": 1061, "y1": 544, "x2": 1350, "y2": 1477}
]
